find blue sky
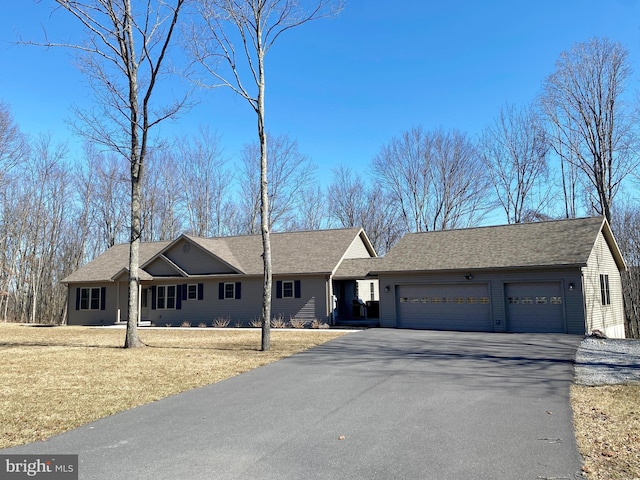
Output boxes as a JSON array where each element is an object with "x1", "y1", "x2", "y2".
[{"x1": 2, "y1": 1, "x2": 640, "y2": 187}]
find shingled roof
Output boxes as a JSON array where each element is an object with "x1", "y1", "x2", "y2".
[
  {"x1": 374, "y1": 217, "x2": 625, "y2": 273},
  {"x1": 62, "y1": 241, "x2": 172, "y2": 283},
  {"x1": 62, "y1": 228, "x2": 376, "y2": 283}
]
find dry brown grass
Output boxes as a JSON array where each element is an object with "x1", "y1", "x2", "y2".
[
  {"x1": 572, "y1": 384, "x2": 640, "y2": 479},
  {"x1": 0, "y1": 324, "x2": 347, "y2": 449}
]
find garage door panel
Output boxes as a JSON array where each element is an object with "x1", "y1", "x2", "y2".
[
  {"x1": 506, "y1": 282, "x2": 564, "y2": 333},
  {"x1": 397, "y1": 284, "x2": 491, "y2": 331}
]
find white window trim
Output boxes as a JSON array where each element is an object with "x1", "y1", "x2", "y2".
[
  {"x1": 224, "y1": 282, "x2": 236, "y2": 300},
  {"x1": 187, "y1": 284, "x2": 198, "y2": 301},
  {"x1": 282, "y1": 281, "x2": 294, "y2": 298},
  {"x1": 157, "y1": 285, "x2": 177, "y2": 310}
]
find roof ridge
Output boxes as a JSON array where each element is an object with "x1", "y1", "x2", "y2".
[{"x1": 404, "y1": 216, "x2": 604, "y2": 236}]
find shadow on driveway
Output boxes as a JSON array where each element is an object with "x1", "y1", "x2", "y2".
[{"x1": 4, "y1": 329, "x2": 585, "y2": 480}]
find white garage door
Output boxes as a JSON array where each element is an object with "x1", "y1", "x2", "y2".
[
  {"x1": 505, "y1": 282, "x2": 564, "y2": 333},
  {"x1": 397, "y1": 284, "x2": 491, "y2": 331}
]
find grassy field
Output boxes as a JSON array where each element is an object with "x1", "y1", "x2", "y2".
[
  {"x1": 0, "y1": 324, "x2": 347, "y2": 449},
  {"x1": 572, "y1": 384, "x2": 640, "y2": 479},
  {"x1": 1, "y1": 324, "x2": 638, "y2": 479}
]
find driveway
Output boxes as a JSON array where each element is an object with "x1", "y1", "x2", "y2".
[{"x1": 5, "y1": 329, "x2": 584, "y2": 479}]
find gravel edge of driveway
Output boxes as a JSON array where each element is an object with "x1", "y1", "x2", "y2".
[{"x1": 574, "y1": 336, "x2": 640, "y2": 385}]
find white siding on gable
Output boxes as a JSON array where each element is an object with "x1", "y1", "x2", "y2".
[
  {"x1": 583, "y1": 231, "x2": 626, "y2": 338},
  {"x1": 164, "y1": 241, "x2": 237, "y2": 275},
  {"x1": 343, "y1": 234, "x2": 373, "y2": 259}
]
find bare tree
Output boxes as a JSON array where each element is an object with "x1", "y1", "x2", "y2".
[
  {"x1": 0, "y1": 102, "x2": 28, "y2": 187},
  {"x1": 238, "y1": 133, "x2": 317, "y2": 233},
  {"x1": 328, "y1": 165, "x2": 402, "y2": 254},
  {"x1": 479, "y1": 103, "x2": 551, "y2": 224},
  {"x1": 292, "y1": 185, "x2": 328, "y2": 231},
  {"x1": 141, "y1": 151, "x2": 184, "y2": 241},
  {"x1": 86, "y1": 148, "x2": 129, "y2": 248},
  {"x1": 541, "y1": 37, "x2": 637, "y2": 223},
  {"x1": 37, "y1": 0, "x2": 187, "y2": 347},
  {"x1": 190, "y1": 0, "x2": 342, "y2": 350},
  {"x1": 373, "y1": 126, "x2": 490, "y2": 233},
  {"x1": 174, "y1": 129, "x2": 234, "y2": 237}
]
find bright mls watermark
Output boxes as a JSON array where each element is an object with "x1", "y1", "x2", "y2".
[{"x1": 0, "y1": 455, "x2": 77, "y2": 479}]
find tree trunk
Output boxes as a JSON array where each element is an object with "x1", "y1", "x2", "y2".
[
  {"x1": 125, "y1": 164, "x2": 144, "y2": 348},
  {"x1": 258, "y1": 47, "x2": 271, "y2": 352}
]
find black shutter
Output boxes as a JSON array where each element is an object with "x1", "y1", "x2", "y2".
[
  {"x1": 176, "y1": 285, "x2": 182, "y2": 310},
  {"x1": 219, "y1": 282, "x2": 224, "y2": 300},
  {"x1": 198, "y1": 283, "x2": 204, "y2": 300},
  {"x1": 294, "y1": 280, "x2": 301, "y2": 298},
  {"x1": 151, "y1": 286, "x2": 157, "y2": 310},
  {"x1": 235, "y1": 282, "x2": 241, "y2": 300},
  {"x1": 276, "y1": 281, "x2": 282, "y2": 299},
  {"x1": 182, "y1": 284, "x2": 187, "y2": 301},
  {"x1": 100, "y1": 287, "x2": 106, "y2": 310},
  {"x1": 75, "y1": 288, "x2": 80, "y2": 310}
]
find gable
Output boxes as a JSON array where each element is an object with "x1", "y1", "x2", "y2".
[
  {"x1": 162, "y1": 239, "x2": 238, "y2": 275},
  {"x1": 144, "y1": 255, "x2": 187, "y2": 277},
  {"x1": 343, "y1": 231, "x2": 377, "y2": 259}
]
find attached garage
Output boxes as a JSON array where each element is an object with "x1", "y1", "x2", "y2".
[
  {"x1": 397, "y1": 283, "x2": 491, "y2": 331},
  {"x1": 505, "y1": 282, "x2": 564, "y2": 333},
  {"x1": 375, "y1": 217, "x2": 628, "y2": 338}
]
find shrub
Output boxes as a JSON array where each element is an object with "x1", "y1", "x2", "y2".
[
  {"x1": 212, "y1": 317, "x2": 231, "y2": 328},
  {"x1": 311, "y1": 319, "x2": 329, "y2": 329},
  {"x1": 180, "y1": 321, "x2": 192, "y2": 328},
  {"x1": 198, "y1": 322, "x2": 208, "y2": 328},
  {"x1": 249, "y1": 318, "x2": 263, "y2": 328},
  {"x1": 271, "y1": 315, "x2": 287, "y2": 328},
  {"x1": 289, "y1": 317, "x2": 307, "y2": 329}
]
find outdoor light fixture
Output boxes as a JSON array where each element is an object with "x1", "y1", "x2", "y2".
[
  {"x1": 569, "y1": 282, "x2": 575, "y2": 291},
  {"x1": 464, "y1": 274, "x2": 473, "y2": 280},
  {"x1": 384, "y1": 286, "x2": 390, "y2": 293}
]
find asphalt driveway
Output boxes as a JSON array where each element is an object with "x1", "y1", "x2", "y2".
[{"x1": 5, "y1": 329, "x2": 585, "y2": 479}]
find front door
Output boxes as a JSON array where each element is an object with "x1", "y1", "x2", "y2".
[{"x1": 141, "y1": 287, "x2": 150, "y2": 321}]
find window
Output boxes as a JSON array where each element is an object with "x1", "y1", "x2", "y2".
[
  {"x1": 370, "y1": 282, "x2": 375, "y2": 301},
  {"x1": 79, "y1": 287, "x2": 102, "y2": 310},
  {"x1": 276, "y1": 280, "x2": 300, "y2": 299},
  {"x1": 157, "y1": 285, "x2": 176, "y2": 309},
  {"x1": 219, "y1": 282, "x2": 241, "y2": 300},
  {"x1": 187, "y1": 284, "x2": 198, "y2": 300},
  {"x1": 479, "y1": 297, "x2": 490, "y2": 305},
  {"x1": 550, "y1": 297, "x2": 563, "y2": 305},
  {"x1": 536, "y1": 296, "x2": 547, "y2": 304},
  {"x1": 600, "y1": 274, "x2": 611, "y2": 306},
  {"x1": 282, "y1": 281, "x2": 294, "y2": 298}
]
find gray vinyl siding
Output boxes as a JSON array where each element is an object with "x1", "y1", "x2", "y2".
[
  {"x1": 145, "y1": 258, "x2": 182, "y2": 276},
  {"x1": 583, "y1": 232, "x2": 626, "y2": 337},
  {"x1": 379, "y1": 268, "x2": 586, "y2": 334},
  {"x1": 164, "y1": 240, "x2": 237, "y2": 275},
  {"x1": 144, "y1": 276, "x2": 329, "y2": 327},
  {"x1": 67, "y1": 283, "x2": 121, "y2": 325},
  {"x1": 343, "y1": 235, "x2": 372, "y2": 259},
  {"x1": 272, "y1": 276, "x2": 329, "y2": 322}
]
